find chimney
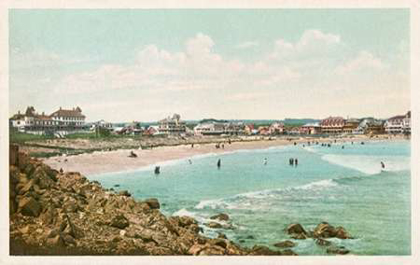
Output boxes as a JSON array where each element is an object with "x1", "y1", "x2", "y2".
[
  {"x1": 42, "y1": 112, "x2": 45, "y2": 116},
  {"x1": 18, "y1": 111, "x2": 20, "y2": 114},
  {"x1": 59, "y1": 107, "x2": 62, "y2": 110}
]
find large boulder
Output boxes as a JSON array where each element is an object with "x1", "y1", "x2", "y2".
[
  {"x1": 335, "y1": 226, "x2": 352, "y2": 239},
  {"x1": 33, "y1": 166, "x2": 56, "y2": 189},
  {"x1": 274, "y1": 240, "x2": 296, "y2": 248},
  {"x1": 144, "y1": 198, "x2": 160, "y2": 209},
  {"x1": 250, "y1": 245, "x2": 283, "y2": 255},
  {"x1": 286, "y1": 223, "x2": 307, "y2": 235},
  {"x1": 206, "y1": 222, "x2": 223, "y2": 229},
  {"x1": 313, "y1": 222, "x2": 352, "y2": 239},
  {"x1": 18, "y1": 197, "x2": 41, "y2": 217},
  {"x1": 326, "y1": 246, "x2": 350, "y2": 255},
  {"x1": 118, "y1": 190, "x2": 131, "y2": 197},
  {"x1": 313, "y1": 222, "x2": 337, "y2": 238},
  {"x1": 46, "y1": 234, "x2": 66, "y2": 247},
  {"x1": 18, "y1": 179, "x2": 36, "y2": 195},
  {"x1": 110, "y1": 214, "x2": 129, "y2": 229},
  {"x1": 210, "y1": 213, "x2": 229, "y2": 221}
]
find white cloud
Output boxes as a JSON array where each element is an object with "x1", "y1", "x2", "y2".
[
  {"x1": 270, "y1": 29, "x2": 342, "y2": 61},
  {"x1": 335, "y1": 51, "x2": 388, "y2": 75},
  {"x1": 11, "y1": 50, "x2": 86, "y2": 70},
  {"x1": 38, "y1": 30, "x2": 407, "y2": 120},
  {"x1": 236, "y1": 41, "x2": 259, "y2": 49}
]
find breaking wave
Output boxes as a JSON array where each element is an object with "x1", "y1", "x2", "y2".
[
  {"x1": 194, "y1": 178, "x2": 339, "y2": 210},
  {"x1": 322, "y1": 154, "x2": 410, "y2": 175}
]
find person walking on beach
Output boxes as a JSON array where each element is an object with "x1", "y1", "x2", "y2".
[
  {"x1": 295, "y1": 158, "x2": 298, "y2": 167},
  {"x1": 217, "y1": 159, "x2": 221, "y2": 169}
]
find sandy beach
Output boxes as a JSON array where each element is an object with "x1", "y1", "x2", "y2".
[{"x1": 42, "y1": 134, "x2": 402, "y2": 176}]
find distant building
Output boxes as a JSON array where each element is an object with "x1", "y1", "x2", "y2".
[
  {"x1": 385, "y1": 112, "x2": 410, "y2": 134},
  {"x1": 144, "y1": 125, "x2": 161, "y2": 136},
  {"x1": 320, "y1": 117, "x2": 345, "y2": 134},
  {"x1": 224, "y1": 122, "x2": 245, "y2": 135},
  {"x1": 50, "y1": 106, "x2": 86, "y2": 130},
  {"x1": 194, "y1": 121, "x2": 226, "y2": 136},
  {"x1": 342, "y1": 118, "x2": 360, "y2": 134},
  {"x1": 269, "y1": 122, "x2": 285, "y2": 134},
  {"x1": 10, "y1": 106, "x2": 86, "y2": 135},
  {"x1": 258, "y1": 126, "x2": 270, "y2": 136},
  {"x1": 91, "y1": 119, "x2": 113, "y2": 131},
  {"x1": 288, "y1": 127, "x2": 301, "y2": 135},
  {"x1": 300, "y1": 123, "x2": 321, "y2": 135},
  {"x1": 244, "y1": 124, "x2": 255, "y2": 135},
  {"x1": 403, "y1": 111, "x2": 411, "y2": 135},
  {"x1": 158, "y1": 114, "x2": 186, "y2": 135}
]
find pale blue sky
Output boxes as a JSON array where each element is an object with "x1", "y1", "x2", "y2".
[{"x1": 9, "y1": 9, "x2": 410, "y2": 122}]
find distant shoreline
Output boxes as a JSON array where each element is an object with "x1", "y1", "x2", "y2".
[{"x1": 42, "y1": 134, "x2": 408, "y2": 177}]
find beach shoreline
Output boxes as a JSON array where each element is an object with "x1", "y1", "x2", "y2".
[{"x1": 42, "y1": 134, "x2": 408, "y2": 177}]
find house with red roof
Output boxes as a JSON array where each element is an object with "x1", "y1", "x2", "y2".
[{"x1": 320, "y1": 116, "x2": 345, "y2": 134}]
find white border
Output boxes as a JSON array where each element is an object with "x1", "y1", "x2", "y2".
[{"x1": 0, "y1": 1, "x2": 419, "y2": 264}]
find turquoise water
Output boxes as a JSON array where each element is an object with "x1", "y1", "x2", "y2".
[{"x1": 90, "y1": 140, "x2": 411, "y2": 255}]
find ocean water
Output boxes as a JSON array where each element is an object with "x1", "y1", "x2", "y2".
[{"x1": 90, "y1": 140, "x2": 411, "y2": 255}]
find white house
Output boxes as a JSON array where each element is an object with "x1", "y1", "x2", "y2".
[
  {"x1": 158, "y1": 114, "x2": 186, "y2": 135},
  {"x1": 10, "y1": 106, "x2": 86, "y2": 135},
  {"x1": 194, "y1": 121, "x2": 226, "y2": 136},
  {"x1": 50, "y1": 106, "x2": 86, "y2": 130},
  {"x1": 269, "y1": 122, "x2": 285, "y2": 134},
  {"x1": 385, "y1": 113, "x2": 406, "y2": 134},
  {"x1": 91, "y1": 119, "x2": 114, "y2": 131},
  {"x1": 402, "y1": 111, "x2": 411, "y2": 134}
]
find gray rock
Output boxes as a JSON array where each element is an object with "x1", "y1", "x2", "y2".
[
  {"x1": 274, "y1": 240, "x2": 296, "y2": 248},
  {"x1": 144, "y1": 198, "x2": 160, "y2": 209},
  {"x1": 18, "y1": 197, "x2": 41, "y2": 217}
]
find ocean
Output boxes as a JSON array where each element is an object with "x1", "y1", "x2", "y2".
[{"x1": 89, "y1": 140, "x2": 411, "y2": 255}]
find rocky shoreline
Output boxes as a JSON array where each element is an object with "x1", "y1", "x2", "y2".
[{"x1": 9, "y1": 147, "x2": 353, "y2": 256}]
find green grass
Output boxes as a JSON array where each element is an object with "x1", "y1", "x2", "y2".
[{"x1": 9, "y1": 131, "x2": 54, "y2": 144}]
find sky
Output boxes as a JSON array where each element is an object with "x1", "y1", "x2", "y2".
[{"x1": 9, "y1": 9, "x2": 410, "y2": 122}]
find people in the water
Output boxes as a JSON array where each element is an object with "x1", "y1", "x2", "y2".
[
  {"x1": 154, "y1": 166, "x2": 160, "y2": 174},
  {"x1": 217, "y1": 159, "x2": 221, "y2": 169},
  {"x1": 188, "y1": 159, "x2": 192, "y2": 164},
  {"x1": 289, "y1": 158, "x2": 294, "y2": 166},
  {"x1": 295, "y1": 158, "x2": 298, "y2": 167},
  {"x1": 264, "y1": 158, "x2": 268, "y2": 165},
  {"x1": 381, "y1": 161, "x2": 385, "y2": 169}
]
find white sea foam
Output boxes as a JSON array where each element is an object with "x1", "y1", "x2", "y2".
[
  {"x1": 194, "y1": 178, "x2": 340, "y2": 210},
  {"x1": 298, "y1": 179, "x2": 338, "y2": 190},
  {"x1": 172, "y1": 208, "x2": 196, "y2": 217},
  {"x1": 195, "y1": 198, "x2": 228, "y2": 210},
  {"x1": 322, "y1": 154, "x2": 410, "y2": 175}
]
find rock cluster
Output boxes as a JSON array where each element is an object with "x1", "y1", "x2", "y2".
[
  {"x1": 285, "y1": 222, "x2": 352, "y2": 255},
  {"x1": 9, "y1": 151, "x2": 293, "y2": 255}
]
